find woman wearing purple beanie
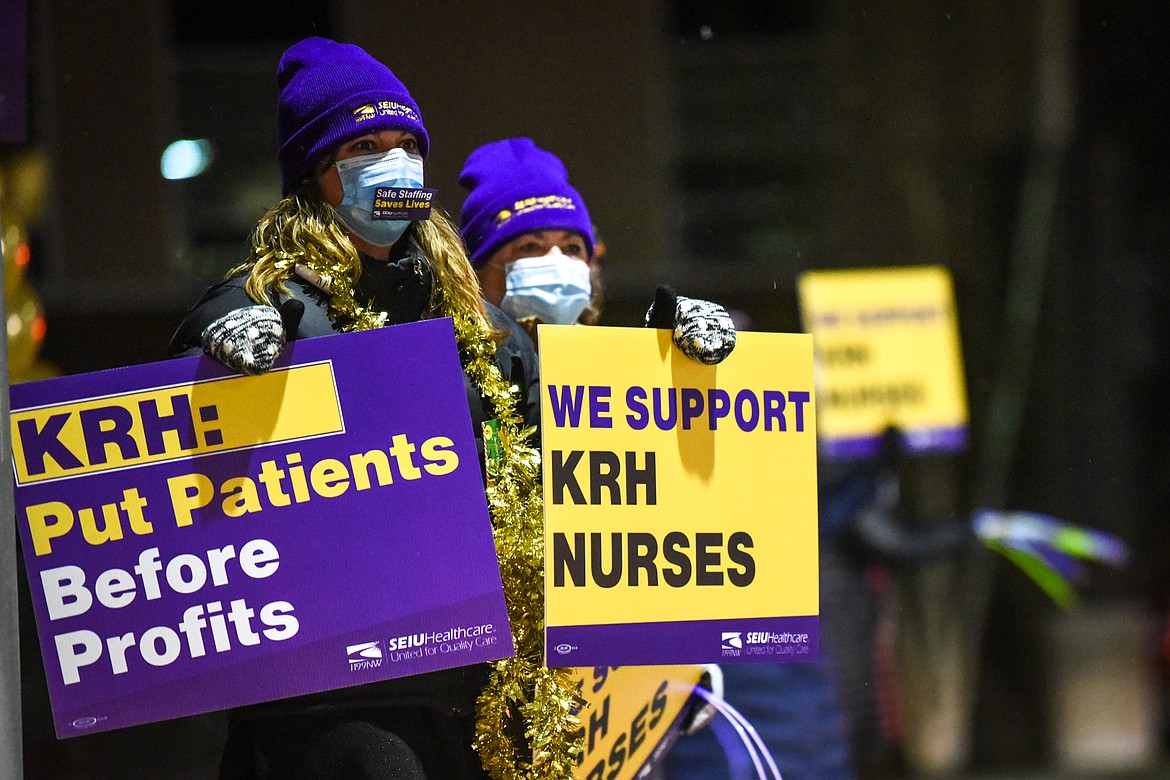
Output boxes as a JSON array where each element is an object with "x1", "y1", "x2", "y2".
[
  {"x1": 458, "y1": 137, "x2": 737, "y2": 364},
  {"x1": 169, "y1": 39, "x2": 578, "y2": 780},
  {"x1": 458, "y1": 137, "x2": 734, "y2": 771}
]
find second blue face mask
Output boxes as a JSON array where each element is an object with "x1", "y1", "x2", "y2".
[
  {"x1": 333, "y1": 148, "x2": 426, "y2": 248},
  {"x1": 501, "y1": 253, "x2": 593, "y2": 325}
]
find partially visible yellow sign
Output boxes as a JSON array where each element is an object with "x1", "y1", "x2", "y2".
[
  {"x1": 540, "y1": 326, "x2": 819, "y2": 668},
  {"x1": 11, "y1": 362, "x2": 343, "y2": 484},
  {"x1": 572, "y1": 664, "x2": 704, "y2": 780},
  {"x1": 798, "y1": 265, "x2": 968, "y2": 457}
]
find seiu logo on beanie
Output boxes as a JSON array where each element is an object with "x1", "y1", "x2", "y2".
[
  {"x1": 494, "y1": 195, "x2": 577, "y2": 227},
  {"x1": 515, "y1": 195, "x2": 576, "y2": 213},
  {"x1": 352, "y1": 100, "x2": 421, "y2": 124}
]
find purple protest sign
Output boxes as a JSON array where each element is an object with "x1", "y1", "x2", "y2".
[{"x1": 10, "y1": 319, "x2": 513, "y2": 738}]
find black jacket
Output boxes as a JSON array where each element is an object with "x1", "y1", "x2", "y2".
[
  {"x1": 166, "y1": 240, "x2": 540, "y2": 778},
  {"x1": 168, "y1": 238, "x2": 541, "y2": 479}
]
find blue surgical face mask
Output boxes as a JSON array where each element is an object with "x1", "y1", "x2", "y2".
[
  {"x1": 333, "y1": 148, "x2": 425, "y2": 248},
  {"x1": 500, "y1": 253, "x2": 592, "y2": 325}
]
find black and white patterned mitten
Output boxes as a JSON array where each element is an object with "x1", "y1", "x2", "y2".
[
  {"x1": 644, "y1": 284, "x2": 737, "y2": 365},
  {"x1": 201, "y1": 302, "x2": 301, "y2": 375}
]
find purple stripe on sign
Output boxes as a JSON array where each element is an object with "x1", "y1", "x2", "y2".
[
  {"x1": 0, "y1": 0, "x2": 28, "y2": 142},
  {"x1": 823, "y1": 425, "x2": 968, "y2": 460},
  {"x1": 547, "y1": 615, "x2": 818, "y2": 667}
]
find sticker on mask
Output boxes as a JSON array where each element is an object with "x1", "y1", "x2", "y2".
[{"x1": 373, "y1": 187, "x2": 436, "y2": 221}]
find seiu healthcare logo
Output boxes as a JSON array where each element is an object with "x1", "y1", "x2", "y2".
[
  {"x1": 352, "y1": 100, "x2": 420, "y2": 124},
  {"x1": 721, "y1": 631, "x2": 743, "y2": 657},
  {"x1": 346, "y1": 641, "x2": 383, "y2": 671},
  {"x1": 743, "y1": 630, "x2": 812, "y2": 658},
  {"x1": 385, "y1": 623, "x2": 502, "y2": 663}
]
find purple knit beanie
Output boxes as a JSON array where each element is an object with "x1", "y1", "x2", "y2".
[
  {"x1": 458, "y1": 137, "x2": 594, "y2": 267},
  {"x1": 277, "y1": 37, "x2": 429, "y2": 196}
]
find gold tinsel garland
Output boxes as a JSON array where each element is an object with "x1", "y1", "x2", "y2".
[{"x1": 289, "y1": 254, "x2": 584, "y2": 779}]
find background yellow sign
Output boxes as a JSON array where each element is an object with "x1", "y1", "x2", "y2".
[{"x1": 798, "y1": 265, "x2": 969, "y2": 456}]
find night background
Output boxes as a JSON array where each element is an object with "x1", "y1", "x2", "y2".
[{"x1": 2, "y1": 1, "x2": 1169, "y2": 777}]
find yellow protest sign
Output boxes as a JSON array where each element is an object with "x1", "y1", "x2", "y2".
[
  {"x1": 540, "y1": 326, "x2": 819, "y2": 667},
  {"x1": 571, "y1": 664, "x2": 704, "y2": 780},
  {"x1": 798, "y1": 265, "x2": 969, "y2": 458}
]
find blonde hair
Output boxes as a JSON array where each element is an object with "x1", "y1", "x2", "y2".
[
  {"x1": 229, "y1": 184, "x2": 489, "y2": 332},
  {"x1": 414, "y1": 208, "x2": 491, "y2": 326},
  {"x1": 229, "y1": 190, "x2": 355, "y2": 303}
]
